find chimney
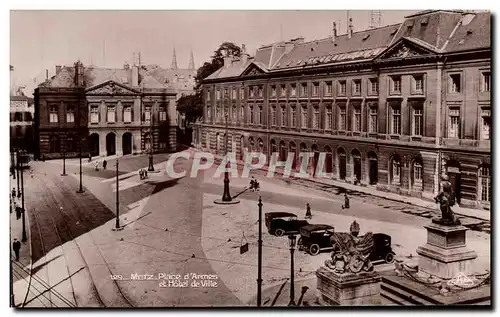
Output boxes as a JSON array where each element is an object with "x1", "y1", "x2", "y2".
[
  {"x1": 348, "y1": 17, "x2": 354, "y2": 39},
  {"x1": 56, "y1": 65, "x2": 62, "y2": 75},
  {"x1": 241, "y1": 44, "x2": 249, "y2": 64},
  {"x1": 74, "y1": 61, "x2": 84, "y2": 87},
  {"x1": 331, "y1": 22, "x2": 337, "y2": 42},
  {"x1": 45, "y1": 69, "x2": 48, "y2": 80},
  {"x1": 124, "y1": 62, "x2": 130, "y2": 70},
  {"x1": 132, "y1": 65, "x2": 139, "y2": 86}
]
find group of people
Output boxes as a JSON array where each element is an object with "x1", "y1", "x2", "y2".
[
  {"x1": 10, "y1": 189, "x2": 23, "y2": 261},
  {"x1": 95, "y1": 159, "x2": 107, "y2": 171},
  {"x1": 249, "y1": 177, "x2": 260, "y2": 192},
  {"x1": 304, "y1": 194, "x2": 350, "y2": 219},
  {"x1": 139, "y1": 168, "x2": 149, "y2": 180}
]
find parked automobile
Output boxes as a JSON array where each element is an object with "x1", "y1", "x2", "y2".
[
  {"x1": 370, "y1": 233, "x2": 396, "y2": 264},
  {"x1": 298, "y1": 224, "x2": 335, "y2": 255},
  {"x1": 265, "y1": 212, "x2": 309, "y2": 237}
]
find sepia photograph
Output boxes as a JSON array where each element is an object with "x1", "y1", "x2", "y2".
[{"x1": 7, "y1": 6, "x2": 492, "y2": 309}]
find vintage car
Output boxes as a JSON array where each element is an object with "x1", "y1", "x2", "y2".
[
  {"x1": 297, "y1": 224, "x2": 335, "y2": 255},
  {"x1": 369, "y1": 233, "x2": 395, "y2": 264},
  {"x1": 265, "y1": 212, "x2": 309, "y2": 237}
]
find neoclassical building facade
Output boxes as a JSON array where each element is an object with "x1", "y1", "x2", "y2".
[
  {"x1": 195, "y1": 10, "x2": 491, "y2": 210},
  {"x1": 35, "y1": 55, "x2": 196, "y2": 159}
]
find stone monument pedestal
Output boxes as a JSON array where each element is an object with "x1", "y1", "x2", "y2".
[
  {"x1": 416, "y1": 222, "x2": 477, "y2": 279},
  {"x1": 316, "y1": 266, "x2": 381, "y2": 306}
]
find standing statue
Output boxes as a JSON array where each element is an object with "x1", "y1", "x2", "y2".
[
  {"x1": 325, "y1": 221, "x2": 374, "y2": 274},
  {"x1": 433, "y1": 174, "x2": 461, "y2": 225}
]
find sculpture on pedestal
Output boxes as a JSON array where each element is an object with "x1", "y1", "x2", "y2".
[
  {"x1": 325, "y1": 221, "x2": 375, "y2": 274},
  {"x1": 433, "y1": 174, "x2": 461, "y2": 225}
]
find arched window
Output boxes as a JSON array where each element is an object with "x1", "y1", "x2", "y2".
[
  {"x1": 337, "y1": 147, "x2": 347, "y2": 180},
  {"x1": 412, "y1": 157, "x2": 423, "y2": 189},
  {"x1": 324, "y1": 146, "x2": 333, "y2": 174},
  {"x1": 479, "y1": 165, "x2": 491, "y2": 202},
  {"x1": 391, "y1": 155, "x2": 401, "y2": 186}
]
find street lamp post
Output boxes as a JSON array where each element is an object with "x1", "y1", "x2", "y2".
[
  {"x1": 288, "y1": 234, "x2": 297, "y2": 306},
  {"x1": 148, "y1": 102, "x2": 155, "y2": 172},
  {"x1": 16, "y1": 150, "x2": 20, "y2": 196},
  {"x1": 112, "y1": 157, "x2": 123, "y2": 231},
  {"x1": 61, "y1": 136, "x2": 67, "y2": 176},
  {"x1": 18, "y1": 151, "x2": 27, "y2": 243},
  {"x1": 11, "y1": 151, "x2": 15, "y2": 180}
]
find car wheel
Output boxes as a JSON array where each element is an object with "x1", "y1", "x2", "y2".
[
  {"x1": 385, "y1": 252, "x2": 395, "y2": 264},
  {"x1": 309, "y1": 244, "x2": 320, "y2": 256},
  {"x1": 275, "y1": 229, "x2": 285, "y2": 237}
]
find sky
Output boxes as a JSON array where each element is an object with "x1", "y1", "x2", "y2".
[{"x1": 10, "y1": 10, "x2": 417, "y2": 96}]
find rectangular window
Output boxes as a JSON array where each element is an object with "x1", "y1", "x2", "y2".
[
  {"x1": 291, "y1": 107, "x2": 297, "y2": 127},
  {"x1": 339, "y1": 106, "x2": 346, "y2": 130},
  {"x1": 271, "y1": 105, "x2": 277, "y2": 125},
  {"x1": 369, "y1": 107, "x2": 377, "y2": 133},
  {"x1": 216, "y1": 89, "x2": 221, "y2": 100},
  {"x1": 414, "y1": 162, "x2": 422, "y2": 183},
  {"x1": 291, "y1": 85, "x2": 297, "y2": 97},
  {"x1": 338, "y1": 81, "x2": 346, "y2": 95},
  {"x1": 257, "y1": 106, "x2": 262, "y2": 124},
  {"x1": 240, "y1": 88, "x2": 245, "y2": 99},
  {"x1": 391, "y1": 76, "x2": 401, "y2": 94},
  {"x1": 481, "y1": 108, "x2": 491, "y2": 140},
  {"x1": 481, "y1": 72, "x2": 491, "y2": 92},
  {"x1": 257, "y1": 86, "x2": 263, "y2": 98},
  {"x1": 312, "y1": 83, "x2": 319, "y2": 96},
  {"x1": 413, "y1": 107, "x2": 423, "y2": 136},
  {"x1": 206, "y1": 106, "x2": 211, "y2": 121},
  {"x1": 353, "y1": 80, "x2": 361, "y2": 95},
  {"x1": 207, "y1": 90, "x2": 211, "y2": 101},
  {"x1": 159, "y1": 107, "x2": 166, "y2": 122},
  {"x1": 480, "y1": 167, "x2": 491, "y2": 202},
  {"x1": 239, "y1": 106, "x2": 244, "y2": 121},
  {"x1": 280, "y1": 106, "x2": 286, "y2": 127},
  {"x1": 353, "y1": 107, "x2": 361, "y2": 132},
  {"x1": 90, "y1": 106, "x2": 99, "y2": 123},
  {"x1": 224, "y1": 88, "x2": 228, "y2": 99},
  {"x1": 280, "y1": 85, "x2": 286, "y2": 97},
  {"x1": 232, "y1": 89, "x2": 237, "y2": 99},
  {"x1": 249, "y1": 87, "x2": 255, "y2": 98},
  {"x1": 271, "y1": 86, "x2": 277, "y2": 97},
  {"x1": 325, "y1": 107, "x2": 332, "y2": 130},
  {"x1": 49, "y1": 105, "x2": 58, "y2": 123},
  {"x1": 301, "y1": 106, "x2": 307, "y2": 128},
  {"x1": 450, "y1": 74, "x2": 461, "y2": 93},
  {"x1": 325, "y1": 82, "x2": 333, "y2": 96},
  {"x1": 313, "y1": 106, "x2": 319, "y2": 129},
  {"x1": 107, "y1": 105, "x2": 116, "y2": 123},
  {"x1": 66, "y1": 106, "x2": 75, "y2": 123},
  {"x1": 300, "y1": 83, "x2": 307, "y2": 97},
  {"x1": 249, "y1": 105, "x2": 254, "y2": 124},
  {"x1": 143, "y1": 106, "x2": 151, "y2": 123},
  {"x1": 124, "y1": 105, "x2": 132, "y2": 123},
  {"x1": 231, "y1": 106, "x2": 237, "y2": 122},
  {"x1": 414, "y1": 75, "x2": 424, "y2": 94},
  {"x1": 369, "y1": 79, "x2": 378, "y2": 95},
  {"x1": 392, "y1": 160, "x2": 401, "y2": 185},
  {"x1": 392, "y1": 107, "x2": 401, "y2": 135},
  {"x1": 448, "y1": 108, "x2": 460, "y2": 138}
]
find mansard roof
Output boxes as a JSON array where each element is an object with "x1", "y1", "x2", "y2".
[{"x1": 203, "y1": 10, "x2": 490, "y2": 83}]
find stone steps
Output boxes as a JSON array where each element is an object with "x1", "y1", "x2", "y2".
[{"x1": 381, "y1": 280, "x2": 434, "y2": 306}]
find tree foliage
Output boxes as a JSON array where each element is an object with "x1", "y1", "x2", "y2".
[{"x1": 177, "y1": 42, "x2": 242, "y2": 124}]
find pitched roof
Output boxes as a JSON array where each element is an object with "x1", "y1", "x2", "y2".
[
  {"x1": 42, "y1": 64, "x2": 196, "y2": 92},
  {"x1": 202, "y1": 11, "x2": 490, "y2": 82}
]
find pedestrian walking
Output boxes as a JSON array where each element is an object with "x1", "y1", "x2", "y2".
[
  {"x1": 95, "y1": 161, "x2": 99, "y2": 171},
  {"x1": 15, "y1": 206, "x2": 22, "y2": 220},
  {"x1": 103, "y1": 160, "x2": 107, "y2": 170},
  {"x1": 12, "y1": 188, "x2": 16, "y2": 199},
  {"x1": 88, "y1": 153, "x2": 92, "y2": 163},
  {"x1": 305, "y1": 203, "x2": 312, "y2": 219},
  {"x1": 342, "y1": 193, "x2": 350, "y2": 209},
  {"x1": 12, "y1": 238, "x2": 21, "y2": 261}
]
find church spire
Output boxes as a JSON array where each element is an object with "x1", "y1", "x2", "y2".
[
  {"x1": 188, "y1": 50, "x2": 195, "y2": 70},
  {"x1": 170, "y1": 47, "x2": 178, "y2": 70}
]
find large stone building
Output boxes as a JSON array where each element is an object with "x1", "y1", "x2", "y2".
[
  {"x1": 195, "y1": 10, "x2": 491, "y2": 210},
  {"x1": 34, "y1": 52, "x2": 196, "y2": 159},
  {"x1": 10, "y1": 90, "x2": 35, "y2": 152}
]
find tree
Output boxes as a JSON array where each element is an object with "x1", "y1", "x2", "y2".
[{"x1": 177, "y1": 42, "x2": 242, "y2": 124}]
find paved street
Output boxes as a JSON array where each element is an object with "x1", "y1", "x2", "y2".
[{"x1": 11, "y1": 150, "x2": 491, "y2": 307}]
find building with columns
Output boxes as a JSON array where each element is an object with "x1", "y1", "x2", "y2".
[
  {"x1": 195, "y1": 10, "x2": 491, "y2": 210},
  {"x1": 34, "y1": 51, "x2": 196, "y2": 159}
]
